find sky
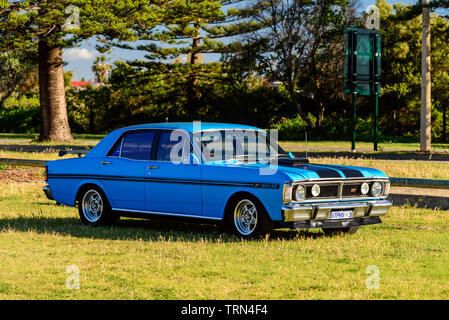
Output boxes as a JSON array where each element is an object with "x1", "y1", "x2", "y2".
[{"x1": 64, "y1": 0, "x2": 416, "y2": 81}]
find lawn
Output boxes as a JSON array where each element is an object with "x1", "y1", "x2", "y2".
[
  {"x1": 311, "y1": 157, "x2": 449, "y2": 180},
  {"x1": 280, "y1": 140, "x2": 449, "y2": 152},
  {"x1": 2, "y1": 150, "x2": 449, "y2": 180},
  {"x1": 0, "y1": 181, "x2": 448, "y2": 299},
  {"x1": 2, "y1": 132, "x2": 449, "y2": 152}
]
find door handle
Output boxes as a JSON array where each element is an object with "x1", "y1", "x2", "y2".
[
  {"x1": 148, "y1": 165, "x2": 160, "y2": 169},
  {"x1": 101, "y1": 161, "x2": 112, "y2": 165}
]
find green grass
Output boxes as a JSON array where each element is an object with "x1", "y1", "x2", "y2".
[
  {"x1": 3, "y1": 132, "x2": 449, "y2": 152},
  {"x1": 2, "y1": 150, "x2": 449, "y2": 180},
  {"x1": 312, "y1": 157, "x2": 449, "y2": 180},
  {"x1": 280, "y1": 140, "x2": 449, "y2": 152},
  {"x1": 0, "y1": 181, "x2": 448, "y2": 299}
]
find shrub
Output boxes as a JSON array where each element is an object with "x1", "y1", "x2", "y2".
[
  {"x1": 0, "y1": 96, "x2": 40, "y2": 133},
  {"x1": 271, "y1": 115, "x2": 311, "y2": 141}
]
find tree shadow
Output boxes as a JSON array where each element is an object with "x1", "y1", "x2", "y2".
[{"x1": 0, "y1": 214, "x2": 325, "y2": 242}]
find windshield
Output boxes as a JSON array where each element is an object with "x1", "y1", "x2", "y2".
[{"x1": 194, "y1": 129, "x2": 288, "y2": 163}]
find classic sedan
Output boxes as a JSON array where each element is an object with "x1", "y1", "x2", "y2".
[{"x1": 43, "y1": 122, "x2": 391, "y2": 238}]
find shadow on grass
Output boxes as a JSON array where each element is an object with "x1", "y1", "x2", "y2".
[{"x1": 0, "y1": 214, "x2": 324, "y2": 242}]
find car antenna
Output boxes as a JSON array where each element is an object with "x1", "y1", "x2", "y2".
[{"x1": 305, "y1": 131, "x2": 308, "y2": 159}]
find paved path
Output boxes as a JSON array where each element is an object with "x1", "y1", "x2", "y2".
[
  {"x1": 0, "y1": 139, "x2": 31, "y2": 144},
  {"x1": 0, "y1": 144, "x2": 92, "y2": 153}
]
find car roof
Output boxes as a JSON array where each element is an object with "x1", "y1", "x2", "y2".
[
  {"x1": 85, "y1": 122, "x2": 264, "y2": 158},
  {"x1": 120, "y1": 122, "x2": 262, "y2": 133}
]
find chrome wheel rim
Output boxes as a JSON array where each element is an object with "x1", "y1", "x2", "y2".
[
  {"x1": 82, "y1": 190, "x2": 103, "y2": 223},
  {"x1": 234, "y1": 199, "x2": 258, "y2": 236}
]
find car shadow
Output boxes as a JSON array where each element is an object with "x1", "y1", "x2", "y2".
[{"x1": 0, "y1": 215, "x2": 325, "y2": 242}]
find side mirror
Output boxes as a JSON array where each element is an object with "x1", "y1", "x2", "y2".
[
  {"x1": 288, "y1": 152, "x2": 294, "y2": 159},
  {"x1": 189, "y1": 152, "x2": 200, "y2": 165}
]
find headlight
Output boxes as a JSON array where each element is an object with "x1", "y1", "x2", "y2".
[
  {"x1": 361, "y1": 182, "x2": 370, "y2": 195},
  {"x1": 283, "y1": 184, "x2": 293, "y2": 204},
  {"x1": 371, "y1": 181, "x2": 383, "y2": 197},
  {"x1": 295, "y1": 185, "x2": 305, "y2": 201},
  {"x1": 311, "y1": 184, "x2": 320, "y2": 197}
]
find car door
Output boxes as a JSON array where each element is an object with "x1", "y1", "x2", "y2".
[
  {"x1": 144, "y1": 130, "x2": 202, "y2": 216},
  {"x1": 99, "y1": 130, "x2": 156, "y2": 211}
]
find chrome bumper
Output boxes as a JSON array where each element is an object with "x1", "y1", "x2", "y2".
[
  {"x1": 282, "y1": 199, "x2": 391, "y2": 222},
  {"x1": 43, "y1": 185, "x2": 54, "y2": 200}
]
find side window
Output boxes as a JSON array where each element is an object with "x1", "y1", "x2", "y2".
[
  {"x1": 118, "y1": 131, "x2": 155, "y2": 160},
  {"x1": 156, "y1": 131, "x2": 186, "y2": 162},
  {"x1": 109, "y1": 142, "x2": 121, "y2": 157}
]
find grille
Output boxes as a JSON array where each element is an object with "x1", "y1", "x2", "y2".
[
  {"x1": 305, "y1": 184, "x2": 339, "y2": 199},
  {"x1": 342, "y1": 183, "x2": 364, "y2": 197}
]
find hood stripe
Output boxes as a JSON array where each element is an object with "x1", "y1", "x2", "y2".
[
  {"x1": 310, "y1": 164, "x2": 364, "y2": 178},
  {"x1": 288, "y1": 164, "x2": 342, "y2": 178}
]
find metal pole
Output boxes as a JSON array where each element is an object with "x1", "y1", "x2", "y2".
[
  {"x1": 420, "y1": 0, "x2": 431, "y2": 152},
  {"x1": 352, "y1": 92, "x2": 357, "y2": 152},
  {"x1": 374, "y1": 93, "x2": 379, "y2": 151}
]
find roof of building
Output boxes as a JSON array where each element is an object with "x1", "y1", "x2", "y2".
[{"x1": 71, "y1": 81, "x2": 93, "y2": 87}]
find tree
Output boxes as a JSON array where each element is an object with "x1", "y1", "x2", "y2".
[
  {"x1": 92, "y1": 54, "x2": 111, "y2": 83},
  {"x1": 376, "y1": 0, "x2": 449, "y2": 141},
  {"x1": 109, "y1": 0, "x2": 263, "y2": 117},
  {"x1": 226, "y1": 0, "x2": 351, "y2": 129},
  {"x1": 0, "y1": 49, "x2": 37, "y2": 109},
  {"x1": 0, "y1": 0, "x2": 159, "y2": 141}
]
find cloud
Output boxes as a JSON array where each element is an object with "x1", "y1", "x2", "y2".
[{"x1": 64, "y1": 48, "x2": 96, "y2": 61}]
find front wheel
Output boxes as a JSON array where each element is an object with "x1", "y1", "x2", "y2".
[
  {"x1": 322, "y1": 226, "x2": 359, "y2": 236},
  {"x1": 227, "y1": 195, "x2": 272, "y2": 239},
  {"x1": 78, "y1": 186, "x2": 116, "y2": 226}
]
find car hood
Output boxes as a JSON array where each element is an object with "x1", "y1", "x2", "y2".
[{"x1": 205, "y1": 160, "x2": 388, "y2": 180}]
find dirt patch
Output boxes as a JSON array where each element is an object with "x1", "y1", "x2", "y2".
[{"x1": 0, "y1": 167, "x2": 45, "y2": 183}]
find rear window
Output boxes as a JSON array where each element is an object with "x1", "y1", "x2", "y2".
[{"x1": 111, "y1": 131, "x2": 155, "y2": 160}]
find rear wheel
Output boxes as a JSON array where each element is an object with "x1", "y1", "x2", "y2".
[
  {"x1": 226, "y1": 195, "x2": 272, "y2": 239},
  {"x1": 322, "y1": 226, "x2": 359, "y2": 236},
  {"x1": 78, "y1": 186, "x2": 116, "y2": 226}
]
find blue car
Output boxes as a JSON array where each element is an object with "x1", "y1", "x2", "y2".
[{"x1": 43, "y1": 122, "x2": 391, "y2": 238}]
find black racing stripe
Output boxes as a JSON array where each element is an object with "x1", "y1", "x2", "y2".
[
  {"x1": 338, "y1": 168, "x2": 364, "y2": 178},
  {"x1": 288, "y1": 164, "x2": 342, "y2": 178},
  {"x1": 47, "y1": 174, "x2": 279, "y2": 189},
  {"x1": 313, "y1": 164, "x2": 364, "y2": 178}
]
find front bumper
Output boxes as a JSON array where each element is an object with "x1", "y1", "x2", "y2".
[
  {"x1": 281, "y1": 216, "x2": 382, "y2": 229},
  {"x1": 282, "y1": 199, "x2": 391, "y2": 225},
  {"x1": 43, "y1": 185, "x2": 54, "y2": 200}
]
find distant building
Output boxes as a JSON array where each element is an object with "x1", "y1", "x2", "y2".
[
  {"x1": 71, "y1": 81, "x2": 93, "y2": 88},
  {"x1": 70, "y1": 81, "x2": 104, "y2": 89}
]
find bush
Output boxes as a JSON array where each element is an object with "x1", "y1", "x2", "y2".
[
  {"x1": 0, "y1": 96, "x2": 40, "y2": 133},
  {"x1": 271, "y1": 115, "x2": 310, "y2": 141}
]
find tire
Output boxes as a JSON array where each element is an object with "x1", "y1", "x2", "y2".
[
  {"x1": 78, "y1": 186, "x2": 117, "y2": 226},
  {"x1": 322, "y1": 226, "x2": 360, "y2": 236},
  {"x1": 226, "y1": 194, "x2": 272, "y2": 239}
]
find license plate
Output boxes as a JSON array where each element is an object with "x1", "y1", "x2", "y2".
[{"x1": 329, "y1": 210, "x2": 353, "y2": 220}]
